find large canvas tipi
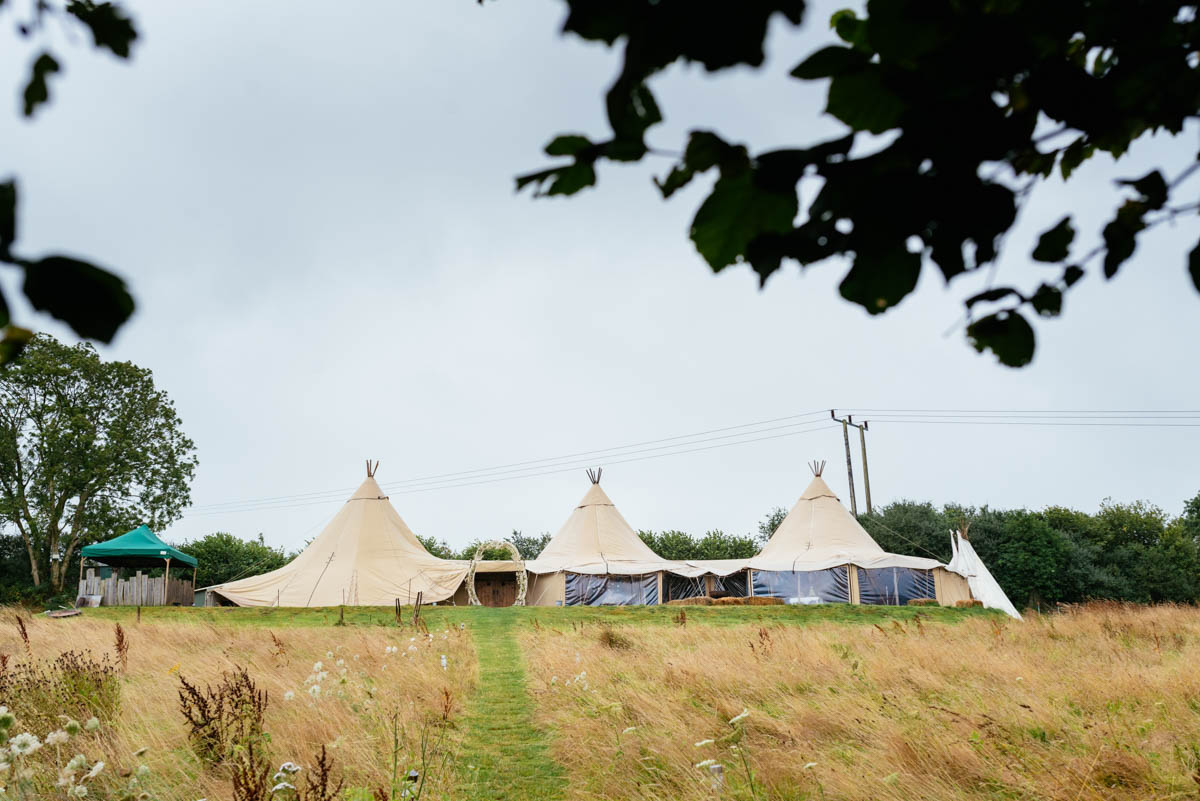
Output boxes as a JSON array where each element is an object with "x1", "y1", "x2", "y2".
[
  {"x1": 746, "y1": 461, "x2": 973, "y2": 607},
  {"x1": 210, "y1": 463, "x2": 468, "y2": 607},
  {"x1": 524, "y1": 469, "x2": 675, "y2": 606}
]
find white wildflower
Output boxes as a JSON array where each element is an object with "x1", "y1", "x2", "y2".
[
  {"x1": 9, "y1": 733, "x2": 41, "y2": 756},
  {"x1": 70, "y1": 786, "x2": 88, "y2": 798},
  {"x1": 283, "y1": 691, "x2": 296, "y2": 701},
  {"x1": 694, "y1": 759, "x2": 717, "y2": 769},
  {"x1": 550, "y1": 676, "x2": 557, "y2": 684},
  {"x1": 309, "y1": 684, "x2": 322, "y2": 698},
  {"x1": 313, "y1": 661, "x2": 324, "y2": 672},
  {"x1": 317, "y1": 671, "x2": 329, "y2": 681},
  {"x1": 136, "y1": 765, "x2": 151, "y2": 778},
  {"x1": 728, "y1": 709, "x2": 750, "y2": 725},
  {"x1": 66, "y1": 754, "x2": 88, "y2": 772},
  {"x1": 336, "y1": 658, "x2": 345, "y2": 667},
  {"x1": 45, "y1": 730, "x2": 69, "y2": 746},
  {"x1": 325, "y1": 652, "x2": 333, "y2": 659},
  {"x1": 84, "y1": 761, "x2": 105, "y2": 779},
  {"x1": 279, "y1": 762, "x2": 301, "y2": 774},
  {"x1": 440, "y1": 655, "x2": 447, "y2": 670},
  {"x1": 694, "y1": 739, "x2": 714, "y2": 748},
  {"x1": 84, "y1": 718, "x2": 100, "y2": 732},
  {"x1": 271, "y1": 782, "x2": 296, "y2": 793},
  {"x1": 622, "y1": 727, "x2": 636, "y2": 735}
]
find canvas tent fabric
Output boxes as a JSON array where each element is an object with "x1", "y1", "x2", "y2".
[
  {"x1": 212, "y1": 476, "x2": 468, "y2": 607},
  {"x1": 946, "y1": 531, "x2": 1022, "y2": 619},
  {"x1": 750, "y1": 475, "x2": 941, "y2": 572},
  {"x1": 81, "y1": 525, "x2": 197, "y2": 569},
  {"x1": 525, "y1": 482, "x2": 678, "y2": 577}
]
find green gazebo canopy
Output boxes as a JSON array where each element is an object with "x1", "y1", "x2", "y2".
[{"x1": 81, "y1": 525, "x2": 197, "y2": 569}]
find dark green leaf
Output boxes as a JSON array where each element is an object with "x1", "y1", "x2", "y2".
[
  {"x1": 838, "y1": 247, "x2": 921, "y2": 314},
  {"x1": 0, "y1": 180, "x2": 15, "y2": 256},
  {"x1": 1101, "y1": 201, "x2": 1147, "y2": 279},
  {"x1": 830, "y1": 9, "x2": 869, "y2": 50},
  {"x1": 1062, "y1": 265, "x2": 1084, "y2": 287},
  {"x1": 1117, "y1": 170, "x2": 1168, "y2": 211},
  {"x1": 545, "y1": 161, "x2": 597, "y2": 196},
  {"x1": 545, "y1": 135, "x2": 593, "y2": 157},
  {"x1": 965, "y1": 287, "x2": 1023, "y2": 307},
  {"x1": 655, "y1": 131, "x2": 746, "y2": 199},
  {"x1": 1031, "y1": 216, "x2": 1074, "y2": 263},
  {"x1": 690, "y1": 172, "x2": 797, "y2": 271},
  {"x1": 66, "y1": 1, "x2": 138, "y2": 58},
  {"x1": 21, "y1": 255, "x2": 134, "y2": 341},
  {"x1": 1060, "y1": 138, "x2": 1094, "y2": 180},
  {"x1": 0, "y1": 326, "x2": 33, "y2": 366},
  {"x1": 967, "y1": 311, "x2": 1036, "y2": 368},
  {"x1": 790, "y1": 45, "x2": 865, "y2": 80},
  {"x1": 1030, "y1": 284, "x2": 1063, "y2": 317},
  {"x1": 22, "y1": 53, "x2": 60, "y2": 117},
  {"x1": 1188, "y1": 240, "x2": 1200, "y2": 293},
  {"x1": 826, "y1": 69, "x2": 905, "y2": 134}
]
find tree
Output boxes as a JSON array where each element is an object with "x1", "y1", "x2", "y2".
[
  {"x1": 0, "y1": 1, "x2": 141, "y2": 364},
  {"x1": 757, "y1": 507, "x2": 787, "y2": 544},
  {"x1": 0, "y1": 335, "x2": 197, "y2": 591},
  {"x1": 977, "y1": 511, "x2": 1072, "y2": 609},
  {"x1": 416, "y1": 534, "x2": 456, "y2": 560},
  {"x1": 638, "y1": 528, "x2": 758, "y2": 559},
  {"x1": 177, "y1": 531, "x2": 292, "y2": 588},
  {"x1": 508, "y1": 530, "x2": 552, "y2": 559},
  {"x1": 859, "y1": 500, "x2": 951, "y2": 562},
  {"x1": 515, "y1": 1, "x2": 1200, "y2": 367}
]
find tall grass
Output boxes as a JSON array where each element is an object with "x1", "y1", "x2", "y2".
[
  {"x1": 0, "y1": 610, "x2": 478, "y2": 800},
  {"x1": 523, "y1": 602, "x2": 1200, "y2": 800}
]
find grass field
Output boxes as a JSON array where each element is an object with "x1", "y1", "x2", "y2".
[{"x1": 0, "y1": 602, "x2": 1197, "y2": 800}]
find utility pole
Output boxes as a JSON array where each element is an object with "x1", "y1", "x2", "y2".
[
  {"x1": 830, "y1": 410, "x2": 857, "y2": 515},
  {"x1": 848, "y1": 416, "x2": 873, "y2": 514}
]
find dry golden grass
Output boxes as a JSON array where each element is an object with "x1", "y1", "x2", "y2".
[
  {"x1": 0, "y1": 611, "x2": 478, "y2": 800},
  {"x1": 523, "y1": 603, "x2": 1200, "y2": 801}
]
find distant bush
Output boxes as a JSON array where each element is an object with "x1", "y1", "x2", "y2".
[{"x1": 598, "y1": 626, "x2": 634, "y2": 650}]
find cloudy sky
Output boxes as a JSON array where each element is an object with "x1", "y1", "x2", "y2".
[{"x1": 1, "y1": 1, "x2": 1197, "y2": 554}]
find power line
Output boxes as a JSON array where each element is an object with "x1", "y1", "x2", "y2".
[
  {"x1": 180, "y1": 420, "x2": 841, "y2": 519},
  {"x1": 187, "y1": 409, "x2": 828, "y2": 513}
]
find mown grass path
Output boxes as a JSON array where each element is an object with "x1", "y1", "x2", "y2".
[{"x1": 456, "y1": 609, "x2": 565, "y2": 800}]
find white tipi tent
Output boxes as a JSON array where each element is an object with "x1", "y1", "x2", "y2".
[
  {"x1": 210, "y1": 463, "x2": 468, "y2": 607},
  {"x1": 946, "y1": 525, "x2": 1022, "y2": 619},
  {"x1": 524, "y1": 469, "x2": 678, "y2": 605}
]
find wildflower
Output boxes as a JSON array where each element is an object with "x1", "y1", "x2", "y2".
[
  {"x1": 283, "y1": 691, "x2": 296, "y2": 701},
  {"x1": 84, "y1": 718, "x2": 100, "y2": 732},
  {"x1": 694, "y1": 759, "x2": 717, "y2": 769},
  {"x1": 272, "y1": 782, "x2": 296, "y2": 793},
  {"x1": 440, "y1": 655, "x2": 448, "y2": 670},
  {"x1": 167, "y1": 663, "x2": 180, "y2": 675},
  {"x1": 63, "y1": 719, "x2": 81, "y2": 736},
  {"x1": 84, "y1": 761, "x2": 105, "y2": 779},
  {"x1": 336, "y1": 658, "x2": 345, "y2": 667},
  {"x1": 309, "y1": 684, "x2": 322, "y2": 698},
  {"x1": 694, "y1": 739, "x2": 715, "y2": 748},
  {"x1": 313, "y1": 661, "x2": 324, "y2": 672},
  {"x1": 66, "y1": 755, "x2": 88, "y2": 772},
  {"x1": 136, "y1": 765, "x2": 151, "y2": 778},
  {"x1": 353, "y1": 654, "x2": 360, "y2": 660},
  {"x1": 1016, "y1": 676, "x2": 1024, "y2": 682},
  {"x1": 46, "y1": 730, "x2": 70, "y2": 746},
  {"x1": 622, "y1": 727, "x2": 636, "y2": 735},
  {"x1": 550, "y1": 676, "x2": 557, "y2": 684},
  {"x1": 9, "y1": 733, "x2": 41, "y2": 756},
  {"x1": 279, "y1": 762, "x2": 301, "y2": 774},
  {"x1": 317, "y1": 671, "x2": 329, "y2": 681},
  {"x1": 803, "y1": 762, "x2": 818, "y2": 770},
  {"x1": 728, "y1": 709, "x2": 750, "y2": 725},
  {"x1": 325, "y1": 651, "x2": 333, "y2": 659},
  {"x1": 70, "y1": 786, "x2": 88, "y2": 798}
]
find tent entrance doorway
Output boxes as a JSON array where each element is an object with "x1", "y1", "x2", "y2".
[{"x1": 474, "y1": 572, "x2": 518, "y2": 607}]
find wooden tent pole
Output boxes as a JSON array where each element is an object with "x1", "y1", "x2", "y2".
[{"x1": 164, "y1": 557, "x2": 171, "y2": 607}]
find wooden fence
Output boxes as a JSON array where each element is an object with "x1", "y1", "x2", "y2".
[{"x1": 78, "y1": 568, "x2": 193, "y2": 606}]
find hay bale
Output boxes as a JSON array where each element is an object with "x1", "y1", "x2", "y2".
[
  {"x1": 666, "y1": 597, "x2": 713, "y2": 606},
  {"x1": 954, "y1": 599, "x2": 983, "y2": 608},
  {"x1": 907, "y1": 598, "x2": 939, "y2": 606}
]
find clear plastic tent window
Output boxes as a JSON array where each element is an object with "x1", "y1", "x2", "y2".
[
  {"x1": 666, "y1": 574, "x2": 708, "y2": 601},
  {"x1": 712, "y1": 572, "x2": 748, "y2": 597},
  {"x1": 857, "y1": 567, "x2": 936, "y2": 606},
  {"x1": 751, "y1": 567, "x2": 850, "y2": 602},
  {"x1": 564, "y1": 573, "x2": 660, "y2": 606}
]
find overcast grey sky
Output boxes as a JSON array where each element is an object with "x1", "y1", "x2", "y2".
[{"x1": 1, "y1": 1, "x2": 1197, "y2": 553}]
